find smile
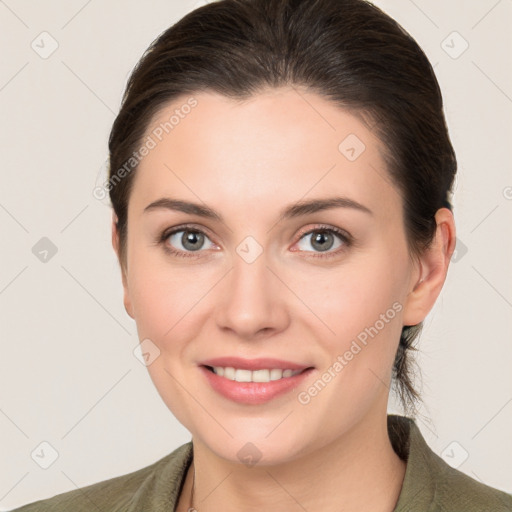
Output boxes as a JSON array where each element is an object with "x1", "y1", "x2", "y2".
[{"x1": 200, "y1": 365, "x2": 314, "y2": 405}]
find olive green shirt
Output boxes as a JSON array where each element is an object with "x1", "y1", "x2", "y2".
[{"x1": 11, "y1": 415, "x2": 512, "y2": 511}]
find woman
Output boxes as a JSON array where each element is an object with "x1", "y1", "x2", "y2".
[{"x1": 12, "y1": 0, "x2": 512, "y2": 510}]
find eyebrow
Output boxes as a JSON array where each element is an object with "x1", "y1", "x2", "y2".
[{"x1": 143, "y1": 196, "x2": 373, "y2": 222}]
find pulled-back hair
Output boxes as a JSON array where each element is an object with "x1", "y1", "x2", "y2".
[{"x1": 108, "y1": 0, "x2": 457, "y2": 415}]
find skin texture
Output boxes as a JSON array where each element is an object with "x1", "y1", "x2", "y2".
[{"x1": 112, "y1": 87, "x2": 456, "y2": 512}]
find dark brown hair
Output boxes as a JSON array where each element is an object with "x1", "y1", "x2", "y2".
[{"x1": 108, "y1": 0, "x2": 457, "y2": 415}]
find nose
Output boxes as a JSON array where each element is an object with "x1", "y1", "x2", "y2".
[{"x1": 214, "y1": 248, "x2": 290, "y2": 340}]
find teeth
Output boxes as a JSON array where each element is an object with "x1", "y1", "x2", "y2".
[
  {"x1": 235, "y1": 369, "x2": 252, "y2": 382},
  {"x1": 224, "y1": 367, "x2": 236, "y2": 380},
  {"x1": 253, "y1": 369, "x2": 272, "y2": 382},
  {"x1": 270, "y1": 368, "x2": 283, "y2": 381},
  {"x1": 211, "y1": 366, "x2": 303, "y2": 383}
]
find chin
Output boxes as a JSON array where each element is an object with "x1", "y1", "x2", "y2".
[{"x1": 195, "y1": 428, "x2": 311, "y2": 468}]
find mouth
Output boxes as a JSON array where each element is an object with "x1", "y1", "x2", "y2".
[{"x1": 199, "y1": 363, "x2": 315, "y2": 405}]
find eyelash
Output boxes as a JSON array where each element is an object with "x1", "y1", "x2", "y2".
[{"x1": 157, "y1": 224, "x2": 353, "y2": 260}]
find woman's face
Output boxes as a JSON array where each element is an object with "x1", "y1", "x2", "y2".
[{"x1": 116, "y1": 87, "x2": 422, "y2": 464}]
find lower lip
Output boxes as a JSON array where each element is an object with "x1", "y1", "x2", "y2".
[{"x1": 199, "y1": 366, "x2": 314, "y2": 405}]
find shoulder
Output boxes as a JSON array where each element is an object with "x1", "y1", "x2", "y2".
[
  {"x1": 428, "y1": 448, "x2": 512, "y2": 511},
  {"x1": 10, "y1": 442, "x2": 192, "y2": 512},
  {"x1": 389, "y1": 415, "x2": 512, "y2": 511}
]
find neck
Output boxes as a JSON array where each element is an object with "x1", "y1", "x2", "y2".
[{"x1": 178, "y1": 410, "x2": 406, "y2": 512}]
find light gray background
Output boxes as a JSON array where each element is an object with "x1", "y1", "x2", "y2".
[{"x1": 1, "y1": 0, "x2": 511, "y2": 509}]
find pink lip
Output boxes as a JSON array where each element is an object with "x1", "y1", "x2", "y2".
[
  {"x1": 199, "y1": 356, "x2": 311, "y2": 371},
  {"x1": 199, "y1": 366, "x2": 315, "y2": 405}
]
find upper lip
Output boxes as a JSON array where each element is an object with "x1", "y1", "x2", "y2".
[{"x1": 200, "y1": 357, "x2": 312, "y2": 371}]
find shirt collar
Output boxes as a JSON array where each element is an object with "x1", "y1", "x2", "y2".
[
  {"x1": 388, "y1": 414, "x2": 440, "y2": 511},
  {"x1": 144, "y1": 414, "x2": 440, "y2": 511}
]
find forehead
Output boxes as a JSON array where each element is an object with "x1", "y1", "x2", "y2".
[{"x1": 130, "y1": 88, "x2": 399, "y2": 220}]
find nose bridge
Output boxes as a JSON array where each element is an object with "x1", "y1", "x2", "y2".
[{"x1": 215, "y1": 237, "x2": 288, "y2": 338}]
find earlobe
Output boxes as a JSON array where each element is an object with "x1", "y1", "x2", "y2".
[
  {"x1": 111, "y1": 212, "x2": 135, "y2": 320},
  {"x1": 111, "y1": 211, "x2": 120, "y2": 254},
  {"x1": 402, "y1": 208, "x2": 456, "y2": 326}
]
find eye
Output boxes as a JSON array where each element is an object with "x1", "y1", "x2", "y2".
[
  {"x1": 294, "y1": 225, "x2": 351, "y2": 258},
  {"x1": 160, "y1": 226, "x2": 217, "y2": 258},
  {"x1": 158, "y1": 224, "x2": 352, "y2": 259}
]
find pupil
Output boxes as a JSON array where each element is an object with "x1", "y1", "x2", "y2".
[
  {"x1": 312, "y1": 231, "x2": 333, "y2": 251},
  {"x1": 183, "y1": 231, "x2": 203, "y2": 251}
]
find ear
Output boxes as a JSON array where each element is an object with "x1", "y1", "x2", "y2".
[
  {"x1": 111, "y1": 212, "x2": 135, "y2": 319},
  {"x1": 402, "y1": 208, "x2": 456, "y2": 326}
]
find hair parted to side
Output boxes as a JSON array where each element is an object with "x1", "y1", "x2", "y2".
[{"x1": 108, "y1": 0, "x2": 457, "y2": 416}]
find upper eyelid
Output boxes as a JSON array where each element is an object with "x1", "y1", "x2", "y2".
[
  {"x1": 163, "y1": 223, "x2": 217, "y2": 242},
  {"x1": 296, "y1": 224, "x2": 350, "y2": 240}
]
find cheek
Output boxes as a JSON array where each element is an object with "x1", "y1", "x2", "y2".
[
  {"x1": 126, "y1": 262, "x2": 209, "y2": 428},
  {"x1": 126, "y1": 248, "x2": 203, "y2": 345},
  {"x1": 293, "y1": 253, "x2": 407, "y2": 420},
  {"x1": 307, "y1": 258, "x2": 406, "y2": 342}
]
